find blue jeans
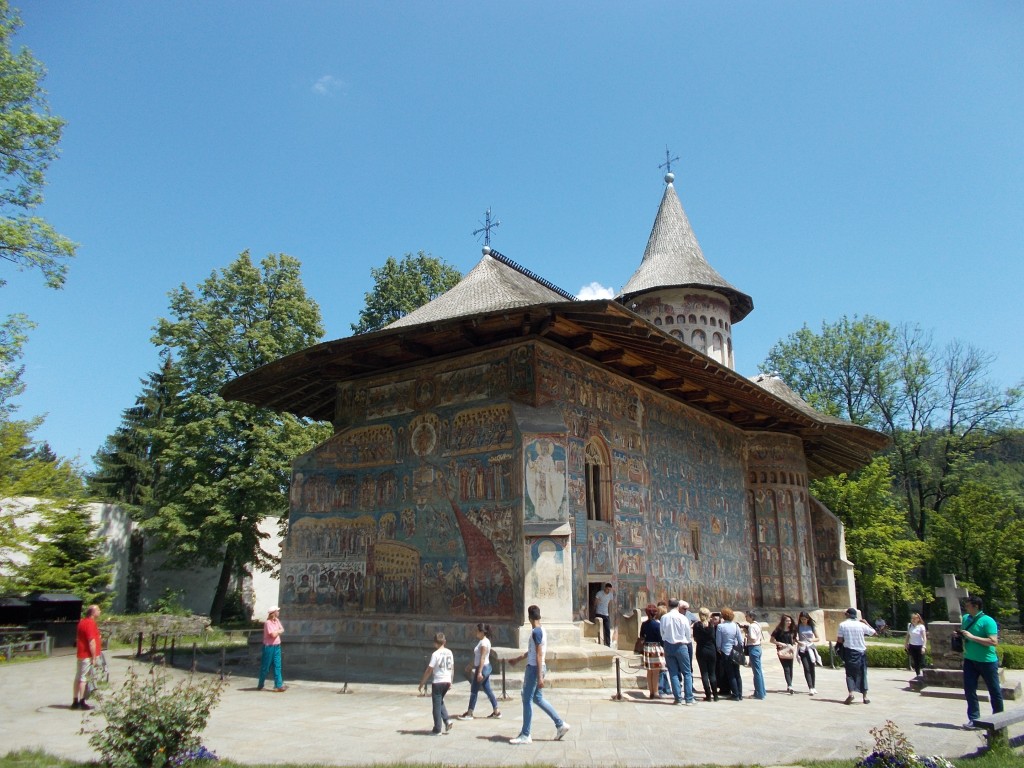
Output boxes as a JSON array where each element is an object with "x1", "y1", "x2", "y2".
[
  {"x1": 844, "y1": 648, "x2": 868, "y2": 694},
  {"x1": 258, "y1": 645, "x2": 283, "y2": 689},
  {"x1": 663, "y1": 642, "x2": 695, "y2": 703},
  {"x1": 520, "y1": 664, "x2": 563, "y2": 737},
  {"x1": 431, "y1": 682, "x2": 451, "y2": 733},
  {"x1": 468, "y1": 664, "x2": 498, "y2": 711},
  {"x1": 963, "y1": 658, "x2": 1004, "y2": 722},
  {"x1": 748, "y1": 646, "x2": 766, "y2": 698}
]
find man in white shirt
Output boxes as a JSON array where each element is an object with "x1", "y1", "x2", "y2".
[
  {"x1": 660, "y1": 598, "x2": 696, "y2": 705},
  {"x1": 593, "y1": 583, "x2": 614, "y2": 646},
  {"x1": 837, "y1": 607, "x2": 876, "y2": 705}
]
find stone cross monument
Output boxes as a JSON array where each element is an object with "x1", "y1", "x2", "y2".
[{"x1": 935, "y1": 573, "x2": 969, "y2": 623}]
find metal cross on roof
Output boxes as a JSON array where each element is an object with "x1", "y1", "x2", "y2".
[
  {"x1": 659, "y1": 146, "x2": 680, "y2": 176},
  {"x1": 473, "y1": 208, "x2": 501, "y2": 246}
]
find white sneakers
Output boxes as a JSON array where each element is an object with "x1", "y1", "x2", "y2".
[{"x1": 510, "y1": 724, "x2": 569, "y2": 745}]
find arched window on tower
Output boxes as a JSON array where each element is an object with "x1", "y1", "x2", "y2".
[{"x1": 585, "y1": 439, "x2": 612, "y2": 522}]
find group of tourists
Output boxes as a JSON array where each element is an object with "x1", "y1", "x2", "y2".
[
  {"x1": 638, "y1": 599, "x2": 767, "y2": 703},
  {"x1": 637, "y1": 601, "x2": 888, "y2": 705}
]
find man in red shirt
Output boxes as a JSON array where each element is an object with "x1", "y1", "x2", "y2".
[{"x1": 72, "y1": 604, "x2": 102, "y2": 710}]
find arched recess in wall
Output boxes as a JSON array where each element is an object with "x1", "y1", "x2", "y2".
[
  {"x1": 712, "y1": 332, "x2": 724, "y2": 364},
  {"x1": 691, "y1": 329, "x2": 707, "y2": 354},
  {"x1": 585, "y1": 438, "x2": 613, "y2": 523}
]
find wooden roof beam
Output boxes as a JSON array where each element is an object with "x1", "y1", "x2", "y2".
[{"x1": 596, "y1": 348, "x2": 626, "y2": 363}]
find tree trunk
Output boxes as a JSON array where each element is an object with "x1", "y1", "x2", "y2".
[{"x1": 209, "y1": 550, "x2": 235, "y2": 625}]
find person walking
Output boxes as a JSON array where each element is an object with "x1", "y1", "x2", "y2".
[
  {"x1": 836, "y1": 607, "x2": 875, "y2": 704},
  {"x1": 638, "y1": 604, "x2": 666, "y2": 698},
  {"x1": 593, "y1": 583, "x2": 614, "y2": 647},
  {"x1": 959, "y1": 596, "x2": 1004, "y2": 730},
  {"x1": 716, "y1": 607, "x2": 745, "y2": 701},
  {"x1": 257, "y1": 606, "x2": 287, "y2": 692},
  {"x1": 72, "y1": 604, "x2": 102, "y2": 710},
  {"x1": 508, "y1": 605, "x2": 570, "y2": 744},
  {"x1": 661, "y1": 598, "x2": 696, "y2": 705},
  {"x1": 693, "y1": 607, "x2": 718, "y2": 701},
  {"x1": 905, "y1": 613, "x2": 928, "y2": 680},
  {"x1": 458, "y1": 623, "x2": 501, "y2": 720},
  {"x1": 419, "y1": 632, "x2": 454, "y2": 735},
  {"x1": 744, "y1": 610, "x2": 766, "y2": 700},
  {"x1": 795, "y1": 611, "x2": 820, "y2": 695},
  {"x1": 770, "y1": 614, "x2": 797, "y2": 694}
]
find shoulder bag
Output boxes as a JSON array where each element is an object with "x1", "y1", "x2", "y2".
[
  {"x1": 951, "y1": 614, "x2": 978, "y2": 653},
  {"x1": 729, "y1": 627, "x2": 745, "y2": 665}
]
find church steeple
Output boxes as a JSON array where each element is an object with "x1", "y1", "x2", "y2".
[{"x1": 617, "y1": 168, "x2": 753, "y2": 369}]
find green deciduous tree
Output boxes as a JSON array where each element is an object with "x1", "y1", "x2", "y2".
[
  {"x1": 148, "y1": 251, "x2": 330, "y2": 623},
  {"x1": 762, "y1": 316, "x2": 1023, "y2": 541},
  {"x1": 0, "y1": 0, "x2": 76, "y2": 290},
  {"x1": 812, "y1": 456, "x2": 928, "y2": 614},
  {"x1": 0, "y1": 312, "x2": 32, "y2": 415},
  {"x1": 351, "y1": 251, "x2": 461, "y2": 334},
  {"x1": 929, "y1": 480, "x2": 1024, "y2": 620}
]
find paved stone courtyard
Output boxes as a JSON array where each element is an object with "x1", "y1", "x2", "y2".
[{"x1": 2, "y1": 649, "x2": 1019, "y2": 765}]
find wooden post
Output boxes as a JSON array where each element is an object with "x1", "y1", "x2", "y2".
[
  {"x1": 170, "y1": 637, "x2": 176, "y2": 666},
  {"x1": 136, "y1": 632, "x2": 143, "y2": 657},
  {"x1": 191, "y1": 642, "x2": 197, "y2": 673}
]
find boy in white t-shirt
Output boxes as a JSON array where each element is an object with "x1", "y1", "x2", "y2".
[{"x1": 419, "y1": 632, "x2": 455, "y2": 735}]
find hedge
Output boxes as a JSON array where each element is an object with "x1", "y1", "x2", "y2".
[{"x1": 816, "y1": 643, "x2": 1024, "y2": 669}]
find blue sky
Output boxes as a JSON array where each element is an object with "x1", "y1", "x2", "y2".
[{"x1": 8, "y1": 2, "x2": 1023, "y2": 468}]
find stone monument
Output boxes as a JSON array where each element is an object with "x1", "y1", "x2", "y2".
[{"x1": 911, "y1": 574, "x2": 1020, "y2": 701}]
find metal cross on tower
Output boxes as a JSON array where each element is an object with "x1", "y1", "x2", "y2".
[
  {"x1": 659, "y1": 146, "x2": 680, "y2": 176},
  {"x1": 473, "y1": 208, "x2": 501, "y2": 246}
]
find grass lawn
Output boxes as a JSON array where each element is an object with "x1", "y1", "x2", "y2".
[{"x1": 2, "y1": 751, "x2": 1022, "y2": 768}]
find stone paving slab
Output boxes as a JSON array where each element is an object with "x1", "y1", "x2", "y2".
[{"x1": 0, "y1": 650, "x2": 1017, "y2": 765}]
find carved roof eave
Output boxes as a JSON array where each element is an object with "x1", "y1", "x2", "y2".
[{"x1": 221, "y1": 299, "x2": 888, "y2": 478}]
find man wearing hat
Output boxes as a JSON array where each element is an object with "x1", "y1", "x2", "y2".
[
  {"x1": 836, "y1": 607, "x2": 875, "y2": 704},
  {"x1": 258, "y1": 606, "x2": 287, "y2": 692}
]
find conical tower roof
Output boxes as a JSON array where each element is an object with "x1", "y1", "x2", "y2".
[
  {"x1": 618, "y1": 173, "x2": 753, "y2": 323},
  {"x1": 387, "y1": 247, "x2": 573, "y2": 329}
]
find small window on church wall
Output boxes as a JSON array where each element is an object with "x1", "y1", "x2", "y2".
[
  {"x1": 665, "y1": 315, "x2": 674, "y2": 325},
  {"x1": 690, "y1": 523, "x2": 701, "y2": 560},
  {"x1": 654, "y1": 317, "x2": 662, "y2": 326},
  {"x1": 677, "y1": 315, "x2": 685, "y2": 324},
  {"x1": 689, "y1": 314, "x2": 697, "y2": 324},
  {"x1": 700, "y1": 315, "x2": 707, "y2": 325},
  {"x1": 585, "y1": 440, "x2": 611, "y2": 522}
]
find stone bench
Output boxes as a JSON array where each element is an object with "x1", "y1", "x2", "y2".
[{"x1": 973, "y1": 708, "x2": 1024, "y2": 751}]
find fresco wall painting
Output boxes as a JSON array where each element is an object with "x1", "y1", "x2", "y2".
[{"x1": 283, "y1": 348, "x2": 524, "y2": 640}]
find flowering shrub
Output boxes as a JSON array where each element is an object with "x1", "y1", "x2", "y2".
[
  {"x1": 86, "y1": 666, "x2": 224, "y2": 768},
  {"x1": 857, "y1": 721, "x2": 955, "y2": 768}
]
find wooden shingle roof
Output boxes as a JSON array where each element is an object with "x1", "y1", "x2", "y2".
[{"x1": 618, "y1": 176, "x2": 753, "y2": 323}]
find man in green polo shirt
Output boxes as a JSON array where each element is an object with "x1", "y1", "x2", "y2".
[{"x1": 960, "y1": 596, "x2": 1004, "y2": 729}]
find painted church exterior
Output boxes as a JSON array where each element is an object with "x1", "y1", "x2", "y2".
[{"x1": 223, "y1": 172, "x2": 887, "y2": 668}]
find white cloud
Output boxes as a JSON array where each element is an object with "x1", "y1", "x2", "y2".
[
  {"x1": 576, "y1": 281, "x2": 615, "y2": 300},
  {"x1": 312, "y1": 75, "x2": 346, "y2": 96}
]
